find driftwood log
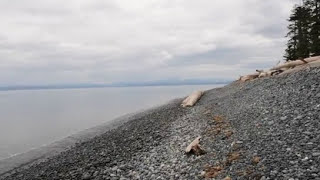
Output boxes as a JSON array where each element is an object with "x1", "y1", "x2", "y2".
[
  {"x1": 181, "y1": 91, "x2": 204, "y2": 107},
  {"x1": 271, "y1": 56, "x2": 320, "y2": 70},
  {"x1": 239, "y1": 72, "x2": 260, "y2": 82},
  {"x1": 308, "y1": 59, "x2": 320, "y2": 68},
  {"x1": 238, "y1": 56, "x2": 320, "y2": 82},
  {"x1": 279, "y1": 64, "x2": 309, "y2": 76},
  {"x1": 258, "y1": 70, "x2": 275, "y2": 78},
  {"x1": 279, "y1": 59, "x2": 320, "y2": 75},
  {"x1": 185, "y1": 136, "x2": 205, "y2": 155}
]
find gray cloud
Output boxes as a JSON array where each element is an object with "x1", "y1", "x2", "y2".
[{"x1": 0, "y1": 0, "x2": 299, "y2": 85}]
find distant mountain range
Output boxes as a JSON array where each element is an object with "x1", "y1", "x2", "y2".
[{"x1": 0, "y1": 79, "x2": 232, "y2": 91}]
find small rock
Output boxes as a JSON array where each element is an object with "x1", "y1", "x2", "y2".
[
  {"x1": 103, "y1": 169, "x2": 110, "y2": 174},
  {"x1": 280, "y1": 116, "x2": 287, "y2": 121},
  {"x1": 270, "y1": 170, "x2": 278, "y2": 176},
  {"x1": 267, "y1": 121, "x2": 274, "y2": 125},
  {"x1": 289, "y1": 161, "x2": 297, "y2": 165},
  {"x1": 93, "y1": 171, "x2": 99, "y2": 177},
  {"x1": 312, "y1": 152, "x2": 320, "y2": 157},
  {"x1": 302, "y1": 157, "x2": 309, "y2": 161},
  {"x1": 82, "y1": 172, "x2": 91, "y2": 180},
  {"x1": 303, "y1": 131, "x2": 312, "y2": 135},
  {"x1": 252, "y1": 156, "x2": 261, "y2": 164},
  {"x1": 260, "y1": 176, "x2": 267, "y2": 180}
]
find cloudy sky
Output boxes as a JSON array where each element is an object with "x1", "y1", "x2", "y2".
[{"x1": 0, "y1": 0, "x2": 299, "y2": 85}]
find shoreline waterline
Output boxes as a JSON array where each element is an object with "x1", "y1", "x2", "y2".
[
  {"x1": 0, "y1": 98, "x2": 180, "y2": 175},
  {"x1": 0, "y1": 84, "x2": 225, "y2": 175}
]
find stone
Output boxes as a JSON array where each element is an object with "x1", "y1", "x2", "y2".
[
  {"x1": 280, "y1": 116, "x2": 288, "y2": 121},
  {"x1": 302, "y1": 157, "x2": 309, "y2": 161},
  {"x1": 296, "y1": 115, "x2": 303, "y2": 119},
  {"x1": 312, "y1": 152, "x2": 320, "y2": 157},
  {"x1": 82, "y1": 172, "x2": 91, "y2": 180}
]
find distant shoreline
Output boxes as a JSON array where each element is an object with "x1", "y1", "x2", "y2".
[{"x1": 0, "y1": 82, "x2": 230, "y2": 92}]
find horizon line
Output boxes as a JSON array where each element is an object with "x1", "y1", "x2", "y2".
[{"x1": 0, "y1": 81, "x2": 231, "y2": 91}]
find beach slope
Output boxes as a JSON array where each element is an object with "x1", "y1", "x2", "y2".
[{"x1": 1, "y1": 67, "x2": 320, "y2": 179}]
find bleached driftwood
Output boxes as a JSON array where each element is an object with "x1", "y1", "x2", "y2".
[
  {"x1": 181, "y1": 91, "x2": 204, "y2": 107},
  {"x1": 258, "y1": 70, "x2": 272, "y2": 78},
  {"x1": 308, "y1": 59, "x2": 320, "y2": 68},
  {"x1": 304, "y1": 56, "x2": 320, "y2": 62},
  {"x1": 279, "y1": 59, "x2": 320, "y2": 75},
  {"x1": 185, "y1": 136, "x2": 205, "y2": 155},
  {"x1": 258, "y1": 72, "x2": 268, "y2": 78},
  {"x1": 238, "y1": 56, "x2": 320, "y2": 83},
  {"x1": 279, "y1": 64, "x2": 309, "y2": 75},
  {"x1": 240, "y1": 68, "x2": 286, "y2": 81},
  {"x1": 239, "y1": 72, "x2": 259, "y2": 82},
  {"x1": 256, "y1": 69, "x2": 268, "y2": 78},
  {"x1": 259, "y1": 69, "x2": 287, "y2": 78},
  {"x1": 271, "y1": 56, "x2": 320, "y2": 70},
  {"x1": 271, "y1": 60, "x2": 306, "y2": 70}
]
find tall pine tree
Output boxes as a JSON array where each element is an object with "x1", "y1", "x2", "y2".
[
  {"x1": 284, "y1": 0, "x2": 320, "y2": 60},
  {"x1": 284, "y1": 4, "x2": 311, "y2": 61},
  {"x1": 307, "y1": 0, "x2": 320, "y2": 56}
]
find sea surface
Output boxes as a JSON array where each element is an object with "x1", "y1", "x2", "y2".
[{"x1": 0, "y1": 84, "x2": 224, "y2": 160}]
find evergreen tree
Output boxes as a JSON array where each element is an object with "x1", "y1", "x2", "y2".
[
  {"x1": 306, "y1": 0, "x2": 320, "y2": 56},
  {"x1": 284, "y1": 22, "x2": 298, "y2": 60},
  {"x1": 284, "y1": 4, "x2": 312, "y2": 61}
]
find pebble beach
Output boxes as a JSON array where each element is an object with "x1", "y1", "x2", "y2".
[{"x1": 1, "y1": 67, "x2": 320, "y2": 180}]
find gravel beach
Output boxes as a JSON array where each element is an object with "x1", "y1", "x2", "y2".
[{"x1": 1, "y1": 67, "x2": 320, "y2": 180}]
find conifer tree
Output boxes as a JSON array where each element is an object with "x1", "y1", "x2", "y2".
[
  {"x1": 284, "y1": 4, "x2": 311, "y2": 61},
  {"x1": 306, "y1": 0, "x2": 320, "y2": 56}
]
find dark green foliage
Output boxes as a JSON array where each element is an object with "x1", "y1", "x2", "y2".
[
  {"x1": 284, "y1": 0, "x2": 320, "y2": 61},
  {"x1": 308, "y1": 0, "x2": 320, "y2": 56},
  {"x1": 284, "y1": 4, "x2": 311, "y2": 60}
]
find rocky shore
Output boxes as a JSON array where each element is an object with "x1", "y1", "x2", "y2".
[{"x1": 1, "y1": 67, "x2": 320, "y2": 180}]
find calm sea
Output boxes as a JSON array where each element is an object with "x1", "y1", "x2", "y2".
[{"x1": 0, "y1": 84, "x2": 224, "y2": 160}]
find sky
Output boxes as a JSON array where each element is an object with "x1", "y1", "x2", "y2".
[{"x1": 0, "y1": 0, "x2": 300, "y2": 85}]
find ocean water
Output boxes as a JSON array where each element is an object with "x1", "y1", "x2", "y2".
[{"x1": 0, "y1": 84, "x2": 224, "y2": 160}]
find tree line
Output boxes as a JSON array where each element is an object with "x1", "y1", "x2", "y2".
[{"x1": 284, "y1": 0, "x2": 320, "y2": 61}]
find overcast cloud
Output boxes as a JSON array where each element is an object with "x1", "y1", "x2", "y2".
[{"x1": 0, "y1": 0, "x2": 299, "y2": 85}]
